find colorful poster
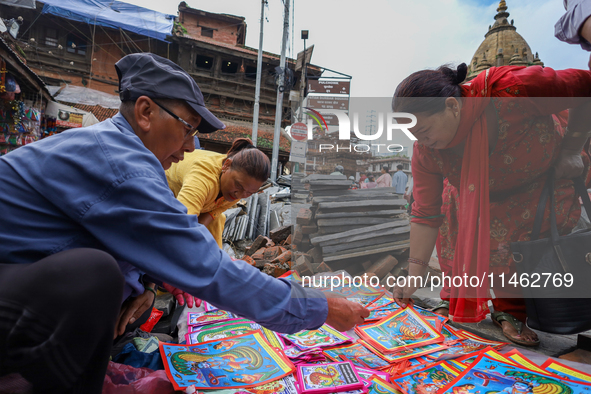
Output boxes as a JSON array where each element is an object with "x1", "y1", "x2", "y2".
[
  {"x1": 361, "y1": 339, "x2": 447, "y2": 363},
  {"x1": 187, "y1": 310, "x2": 237, "y2": 328},
  {"x1": 355, "y1": 366, "x2": 391, "y2": 383},
  {"x1": 159, "y1": 331, "x2": 294, "y2": 390},
  {"x1": 540, "y1": 359, "x2": 591, "y2": 383},
  {"x1": 392, "y1": 361, "x2": 459, "y2": 394},
  {"x1": 426, "y1": 340, "x2": 488, "y2": 361},
  {"x1": 324, "y1": 342, "x2": 375, "y2": 361},
  {"x1": 196, "y1": 375, "x2": 298, "y2": 394},
  {"x1": 187, "y1": 319, "x2": 259, "y2": 343},
  {"x1": 367, "y1": 295, "x2": 396, "y2": 309},
  {"x1": 323, "y1": 284, "x2": 385, "y2": 300},
  {"x1": 356, "y1": 307, "x2": 444, "y2": 354},
  {"x1": 279, "y1": 270, "x2": 302, "y2": 284},
  {"x1": 203, "y1": 301, "x2": 219, "y2": 312},
  {"x1": 296, "y1": 361, "x2": 364, "y2": 393},
  {"x1": 438, "y1": 354, "x2": 591, "y2": 394},
  {"x1": 367, "y1": 375, "x2": 405, "y2": 394},
  {"x1": 281, "y1": 324, "x2": 352, "y2": 351},
  {"x1": 439, "y1": 325, "x2": 463, "y2": 344},
  {"x1": 186, "y1": 319, "x2": 283, "y2": 350},
  {"x1": 323, "y1": 341, "x2": 390, "y2": 369},
  {"x1": 367, "y1": 304, "x2": 401, "y2": 321}
]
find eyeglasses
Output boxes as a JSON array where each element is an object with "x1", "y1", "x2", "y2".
[{"x1": 153, "y1": 100, "x2": 199, "y2": 138}]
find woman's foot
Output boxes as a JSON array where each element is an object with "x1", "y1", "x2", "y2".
[{"x1": 491, "y1": 311, "x2": 540, "y2": 347}]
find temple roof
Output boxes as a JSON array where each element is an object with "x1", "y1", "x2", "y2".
[{"x1": 467, "y1": 0, "x2": 543, "y2": 79}]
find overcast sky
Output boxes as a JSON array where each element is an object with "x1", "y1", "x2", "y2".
[{"x1": 122, "y1": 0, "x2": 589, "y2": 98}]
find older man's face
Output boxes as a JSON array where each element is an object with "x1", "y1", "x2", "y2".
[{"x1": 143, "y1": 100, "x2": 201, "y2": 170}]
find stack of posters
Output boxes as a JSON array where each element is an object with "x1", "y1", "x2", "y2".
[{"x1": 155, "y1": 270, "x2": 591, "y2": 394}]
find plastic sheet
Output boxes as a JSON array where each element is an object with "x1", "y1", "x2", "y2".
[
  {"x1": 102, "y1": 361, "x2": 175, "y2": 394},
  {"x1": 40, "y1": 0, "x2": 174, "y2": 42}
]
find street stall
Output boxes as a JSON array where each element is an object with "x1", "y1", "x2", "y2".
[{"x1": 0, "y1": 35, "x2": 51, "y2": 155}]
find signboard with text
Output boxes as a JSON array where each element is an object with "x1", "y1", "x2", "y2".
[
  {"x1": 56, "y1": 110, "x2": 83, "y2": 128},
  {"x1": 307, "y1": 96, "x2": 349, "y2": 111},
  {"x1": 308, "y1": 80, "x2": 350, "y2": 95}
]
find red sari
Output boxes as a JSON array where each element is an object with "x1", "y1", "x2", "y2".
[{"x1": 411, "y1": 66, "x2": 591, "y2": 323}]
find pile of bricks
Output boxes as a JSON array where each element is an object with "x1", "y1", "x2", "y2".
[{"x1": 242, "y1": 225, "x2": 294, "y2": 278}]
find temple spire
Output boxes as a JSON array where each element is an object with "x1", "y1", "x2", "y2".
[{"x1": 497, "y1": 0, "x2": 507, "y2": 13}]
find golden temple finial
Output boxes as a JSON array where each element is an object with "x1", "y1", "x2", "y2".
[{"x1": 497, "y1": 0, "x2": 508, "y2": 13}]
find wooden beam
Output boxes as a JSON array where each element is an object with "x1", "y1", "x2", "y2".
[
  {"x1": 318, "y1": 199, "x2": 407, "y2": 210},
  {"x1": 323, "y1": 241, "x2": 410, "y2": 262},
  {"x1": 318, "y1": 224, "x2": 410, "y2": 247},
  {"x1": 315, "y1": 209, "x2": 406, "y2": 219},
  {"x1": 311, "y1": 220, "x2": 409, "y2": 245},
  {"x1": 322, "y1": 233, "x2": 409, "y2": 255},
  {"x1": 317, "y1": 217, "x2": 393, "y2": 227}
]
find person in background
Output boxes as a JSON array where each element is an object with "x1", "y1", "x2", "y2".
[
  {"x1": 359, "y1": 172, "x2": 368, "y2": 183},
  {"x1": 376, "y1": 165, "x2": 392, "y2": 187},
  {"x1": 366, "y1": 175, "x2": 377, "y2": 189},
  {"x1": 0, "y1": 53, "x2": 368, "y2": 393},
  {"x1": 166, "y1": 138, "x2": 268, "y2": 248},
  {"x1": 348, "y1": 175, "x2": 359, "y2": 190},
  {"x1": 392, "y1": 164, "x2": 408, "y2": 194},
  {"x1": 331, "y1": 164, "x2": 345, "y2": 176}
]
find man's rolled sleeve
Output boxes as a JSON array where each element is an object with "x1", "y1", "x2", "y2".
[{"x1": 555, "y1": 0, "x2": 591, "y2": 51}]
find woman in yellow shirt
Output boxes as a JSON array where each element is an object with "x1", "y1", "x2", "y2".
[{"x1": 166, "y1": 138, "x2": 270, "y2": 247}]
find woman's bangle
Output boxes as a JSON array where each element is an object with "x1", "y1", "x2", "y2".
[
  {"x1": 144, "y1": 286, "x2": 157, "y2": 297},
  {"x1": 408, "y1": 257, "x2": 429, "y2": 267}
]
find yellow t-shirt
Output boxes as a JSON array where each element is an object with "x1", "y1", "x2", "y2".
[{"x1": 166, "y1": 149, "x2": 238, "y2": 246}]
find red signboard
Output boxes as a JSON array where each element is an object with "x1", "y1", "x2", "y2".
[
  {"x1": 56, "y1": 110, "x2": 83, "y2": 128},
  {"x1": 290, "y1": 122, "x2": 308, "y2": 141}
]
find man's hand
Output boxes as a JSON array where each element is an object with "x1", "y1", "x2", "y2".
[
  {"x1": 555, "y1": 149, "x2": 584, "y2": 179},
  {"x1": 162, "y1": 282, "x2": 201, "y2": 308},
  {"x1": 114, "y1": 288, "x2": 154, "y2": 338},
  {"x1": 325, "y1": 297, "x2": 369, "y2": 331}
]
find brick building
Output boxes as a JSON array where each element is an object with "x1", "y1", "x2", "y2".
[{"x1": 0, "y1": 1, "x2": 328, "y2": 169}]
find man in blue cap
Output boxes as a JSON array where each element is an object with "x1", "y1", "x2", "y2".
[{"x1": 0, "y1": 53, "x2": 368, "y2": 393}]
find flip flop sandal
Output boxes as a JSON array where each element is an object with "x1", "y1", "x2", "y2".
[
  {"x1": 430, "y1": 300, "x2": 450, "y2": 314},
  {"x1": 491, "y1": 311, "x2": 540, "y2": 347}
]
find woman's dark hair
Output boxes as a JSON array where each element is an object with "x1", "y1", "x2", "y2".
[
  {"x1": 225, "y1": 138, "x2": 270, "y2": 182},
  {"x1": 392, "y1": 63, "x2": 468, "y2": 115},
  {"x1": 382, "y1": 165, "x2": 389, "y2": 173},
  {"x1": 369, "y1": 175, "x2": 375, "y2": 181}
]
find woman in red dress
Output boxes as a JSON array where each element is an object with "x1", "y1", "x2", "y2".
[{"x1": 392, "y1": 63, "x2": 591, "y2": 346}]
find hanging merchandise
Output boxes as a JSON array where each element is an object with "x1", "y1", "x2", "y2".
[
  {"x1": 0, "y1": 78, "x2": 43, "y2": 155},
  {"x1": 0, "y1": 59, "x2": 6, "y2": 93},
  {"x1": 0, "y1": 73, "x2": 21, "y2": 101}
]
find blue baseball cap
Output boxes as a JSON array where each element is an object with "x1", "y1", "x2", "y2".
[{"x1": 115, "y1": 53, "x2": 225, "y2": 133}]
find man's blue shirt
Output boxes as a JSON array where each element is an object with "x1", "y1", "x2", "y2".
[
  {"x1": 0, "y1": 114, "x2": 327, "y2": 333},
  {"x1": 392, "y1": 170, "x2": 408, "y2": 194}
]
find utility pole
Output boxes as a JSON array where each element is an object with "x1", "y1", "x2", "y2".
[
  {"x1": 251, "y1": 0, "x2": 266, "y2": 146},
  {"x1": 270, "y1": 0, "x2": 290, "y2": 182},
  {"x1": 299, "y1": 30, "x2": 308, "y2": 122}
]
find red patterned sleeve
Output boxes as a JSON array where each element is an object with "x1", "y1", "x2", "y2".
[
  {"x1": 410, "y1": 143, "x2": 445, "y2": 228},
  {"x1": 509, "y1": 66, "x2": 591, "y2": 114}
]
